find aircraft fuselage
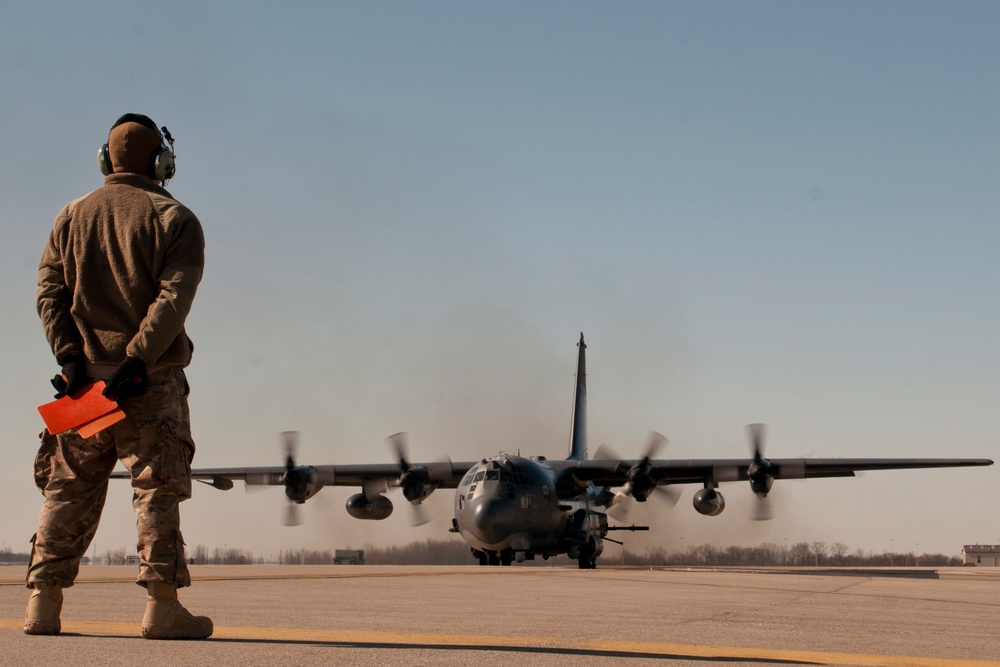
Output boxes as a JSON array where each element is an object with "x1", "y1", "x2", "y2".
[{"x1": 452, "y1": 454, "x2": 607, "y2": 566}]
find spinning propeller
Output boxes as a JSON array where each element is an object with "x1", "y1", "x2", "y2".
[
  {"x1": 388, "y1": 432, "x2": 451, "y2": 527},
  {"x1": 280, "y1": 431, "x2": 304, "y2": 526},
  {"x1": 745, "y1": 423, "x2": 804, "y2": 521},
  {"x1": 244, "y1": 431, "x2": 334, "y2": 527},
  {"x1": 596, "y1": 431, "x2": 681, "y2": 516}
]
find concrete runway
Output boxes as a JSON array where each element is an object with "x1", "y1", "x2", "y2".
[{"x1": 2, "y1": 564, "x2": 999, "y2": 666}]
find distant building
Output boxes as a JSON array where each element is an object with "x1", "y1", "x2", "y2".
[
  {"x1": 962, "y1": 545, "x2": 1000, "y2": 566},
  {"x1": 333, "y1": 549, "x2": 365, "y2": 565}
]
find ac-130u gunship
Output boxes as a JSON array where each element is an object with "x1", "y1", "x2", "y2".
[{"x1": 120, "y1": 334, "x2": 992, "y2": 569}]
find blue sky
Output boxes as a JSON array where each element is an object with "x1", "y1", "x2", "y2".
[{"x1": 1, "y1": 2, "x2": 998, "y2": 560}]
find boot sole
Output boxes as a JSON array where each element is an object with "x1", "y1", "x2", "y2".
[{"x1": 24, "y1": 621, "x2": 61, "y2": 635}]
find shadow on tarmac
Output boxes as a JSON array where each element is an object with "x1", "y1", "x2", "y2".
[{"x1": 195, "y1": 636, "x2": 822, "y2": 664}]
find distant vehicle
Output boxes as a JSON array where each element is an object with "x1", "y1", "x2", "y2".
[
  {"x1": 333, "y1": 549, "x2": 364, "y2": 565},
  {"x1": 113, "y1": 334, "x2": 992, "y2": 569}
]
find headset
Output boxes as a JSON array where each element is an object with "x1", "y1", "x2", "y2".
[{"x1": 97, "y1": 113, "x2": 176, "y2": 183}]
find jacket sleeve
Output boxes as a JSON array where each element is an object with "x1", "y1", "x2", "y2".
[
  {"x1": 127, "y1": 205, "x2": 205, "y2": 365},
  {"x1": 36, "y1": 208, "x2": 83, "y2": 364}
]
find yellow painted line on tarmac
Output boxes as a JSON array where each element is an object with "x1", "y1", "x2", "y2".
[{"x1": 2, "y1": 618, "x2": 998, "y2": 667}]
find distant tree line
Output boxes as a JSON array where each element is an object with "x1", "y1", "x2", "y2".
[
  {"x1": 622, "y1": 541, "x2": 961, "y2": 568},
  {"x1": 178, "y1": 539, "x2": 962, "y2": 567},
  {"x1": 0, "y1": 548, "x2": 30, "y2": 564},
  {"x1": 1, "y1": 541, "x2": 961, "y2": 567}
]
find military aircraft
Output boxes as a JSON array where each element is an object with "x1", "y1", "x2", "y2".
[{"x1": 128, "y1": 334, "x2": 993, "y2": 569}]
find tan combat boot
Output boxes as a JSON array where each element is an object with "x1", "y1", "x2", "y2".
[
  {"x1": 141, "y1": 581, "x2": 213, "y2": 640},
  {"x1": 24, "y1": 584, "x2": 63, "y2": 635}
]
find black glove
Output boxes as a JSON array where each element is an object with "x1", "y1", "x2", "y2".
[
  {"x1": 51, "y1": 355, "x2": 89, "y2": 398},
  {"x1": 103, "y1": 356, "x2": 148, "y2": 401}
]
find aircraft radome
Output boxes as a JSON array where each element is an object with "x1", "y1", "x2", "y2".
[{"x1": 111, "y1": 334, "x2": 993, "y2": 569}]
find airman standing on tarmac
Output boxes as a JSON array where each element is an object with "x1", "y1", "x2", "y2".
[{"x1": 26, "y1": 113, "x2": 212, "y2": 639}]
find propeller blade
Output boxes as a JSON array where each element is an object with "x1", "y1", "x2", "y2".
[
  {"x1": 593, "y1": 443, "x2": 617, "y2": 460},
  {"x1": 282, "y1": 501, "x2": 302, "y2": 527},
  {"x1": 592, "y1": 443, "x2": 623, "y2": 474},
  {"x1": 282, "y1": 430, "x2": 300, "y2": 478},
  {"x1": 752, "y1": 494, "x2": 775, "y2": 521},
  {"x1": 387, "y1": 432, "x2": 409, "y2": 470},
  {"x1": 653, "y1": 485, "x2": 681, "y2": 508},
  {"x1": 643, "y1": 431, "x2": 667, "y2": 460},
  {"x1": 409, "y1": 502, "x2": 431, "y2": 527},
  {"x1": 748, "y1": 423, "x2": 766, "y2": 461},
  {"x1": 607, "y1": 493, "x2": 633, "y2": 520}
]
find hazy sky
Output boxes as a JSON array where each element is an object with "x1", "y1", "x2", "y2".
[{"x1": 1, "y1": 2, "x2": 997, "y2": 561}]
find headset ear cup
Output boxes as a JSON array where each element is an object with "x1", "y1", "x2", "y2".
[
  {"x1": 98, "y1": 144, "x2": 113, "y2": 175},
  {"x1": 151, "y1": 148, "x2": 175, "y2": 182}
]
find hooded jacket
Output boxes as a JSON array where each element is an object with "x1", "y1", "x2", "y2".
[{"x1": 37, "y1": 173, "x2": 204, "y2": 378}]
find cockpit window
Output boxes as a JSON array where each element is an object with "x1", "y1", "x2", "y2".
[
  {"x1": 461, "y1": 473, "x2": 474, "y2": 487},
  {"x1": 484, "y1": 470, "x2": 500, "y2": 481},
  {"x1": 499, "y1": 470, "x2": 511, "y2": 482},
  {"x1": 473, "y1": 471, "x2": 485, "y2": 482}
]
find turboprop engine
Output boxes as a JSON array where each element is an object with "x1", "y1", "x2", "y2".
[{"x1": 399, "y1": 466, "x2": 436, "y2": 503}]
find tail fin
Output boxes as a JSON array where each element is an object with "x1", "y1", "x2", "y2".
[{"x1": 568, "y1": 333, "x2": 587, "y2": 461}]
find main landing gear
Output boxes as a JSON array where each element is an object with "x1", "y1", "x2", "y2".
[
  {"x1": 473, "y1": 548, "x2": 533, "y2": 566},
  {"x1": 577, "y1": 541, "x2": 597, "y2": 569}
]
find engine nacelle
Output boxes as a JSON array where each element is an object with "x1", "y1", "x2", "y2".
[
  {"x1": 692, "y1": 487, "x2": 725, "y2": 516},
  {"x1": 346, "y1": 493, "x2": 393, "y2": 520},
  {"x1": 400, "y1": 468, "x2": 437, "y2": 503},
  {"x1": 625, "y1": 462, "x2": 656, "y2": 501},
  {"x1": 747, "y1": 459, "x2": 775, "y2": 498},
  {"x1": 285, "y1": 465, "x2": 323, "y2": 503}
]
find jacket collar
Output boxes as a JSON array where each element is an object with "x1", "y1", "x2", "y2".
[{"x1": 103, "y1": 172, "x2": 172, "y2": 198}]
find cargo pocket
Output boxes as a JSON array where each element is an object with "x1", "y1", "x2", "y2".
[
  {"x1": 155, "y1": 420, "x2": 194, "y2": 499},
  {"x1": 33, "y1": 430, "x2": 57, "y2": 493}
]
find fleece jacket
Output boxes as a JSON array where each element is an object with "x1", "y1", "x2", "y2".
[{"x1": 37, "y1": 173, "x2": 204, "y2": 379}]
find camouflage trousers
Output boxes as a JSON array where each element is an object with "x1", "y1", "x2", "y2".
[{"x1": 27, "y1": 367, "x2": 195, "y2": 590}]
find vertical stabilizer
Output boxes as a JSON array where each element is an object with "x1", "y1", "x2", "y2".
[{"x1": 568, "y1": 333, "x2": 587, "y2": 460}]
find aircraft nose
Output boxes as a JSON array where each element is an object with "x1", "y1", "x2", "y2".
[{"x1": 467, "y1": 496, "x2": 509, "y2": 544}]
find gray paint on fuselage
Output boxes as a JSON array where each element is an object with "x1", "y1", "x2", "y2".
[{"x1": 454, "y1": 454, "x2": 581, "y2": 554}]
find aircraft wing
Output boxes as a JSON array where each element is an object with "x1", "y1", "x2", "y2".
[
  {"x1": 111, "y1": 461, "x2": 478, "y2": 489},
  {"x1": 564, "y1": 457, "x2": 994, "y2": 487}
]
